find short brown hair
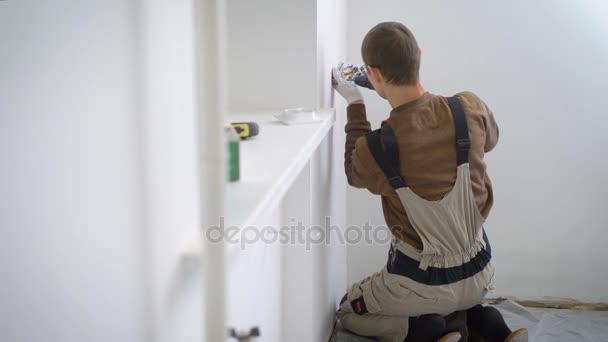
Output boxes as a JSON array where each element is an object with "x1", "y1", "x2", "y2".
[{"x1": 361, "y1": 22, "x2": 420, "y2": 85}]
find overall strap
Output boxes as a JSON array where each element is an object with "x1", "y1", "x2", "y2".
[
  {"x1": 447, "y1": 96, "x2": 471, "y2": 165},
  {"x1": 366, "y1": 124, "x2": 406, "y2": 189}
]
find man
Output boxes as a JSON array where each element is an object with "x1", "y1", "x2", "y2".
[{"x1": 333, "y1": 22, "x2": 527, "y2": 342}]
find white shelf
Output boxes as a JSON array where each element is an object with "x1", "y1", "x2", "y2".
[{"x1": 225, "y1": 109, "x2": 335, "y2": 228}]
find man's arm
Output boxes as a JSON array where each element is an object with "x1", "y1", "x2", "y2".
[
  {"x1": 343, "y1": 104, "x2": 388, "y2": 195},
  {"x1": 483, "y1": 103, "x2": 499, "y2": 152},
  {"x1": 344, "y1": 104, "x2": 371, "y2": 186},
  {"x1": 333, "y1": 67, "x2": 388, "y2": 195},
  {"x1": 458, "y1": 91, "x2": 499, "y2": 152}
]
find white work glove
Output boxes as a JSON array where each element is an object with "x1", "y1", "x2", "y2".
[{"x1": 332, "y1": 67, "x2": 364, "y2": 105}]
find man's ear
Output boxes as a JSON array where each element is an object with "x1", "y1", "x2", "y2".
[{"x1": 368, "y1": 66, "x2": 383, "y2": 84}]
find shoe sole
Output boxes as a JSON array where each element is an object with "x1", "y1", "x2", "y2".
[
  {"x1": 438, "y1": 332, "x2": 462, "y2": 342},
  {"x1": 506, "y1": 328, "x2": 528, "y2": 342}
]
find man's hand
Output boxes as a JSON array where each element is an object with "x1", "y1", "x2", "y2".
[{"x1": 332, "y1": 67, "x2": 364, "y2": 105}]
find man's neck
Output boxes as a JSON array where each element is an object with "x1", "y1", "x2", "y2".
[{"x1": 385, "y1": 82, "x2": 426, "y2": 109}]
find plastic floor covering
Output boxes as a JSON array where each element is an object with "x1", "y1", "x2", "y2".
[{"x1": 330, "y1": 300, "x2": 608, "y2": 342}]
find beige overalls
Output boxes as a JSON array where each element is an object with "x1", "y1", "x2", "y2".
[{"x1": 337, "y1": 96, "x2": 496, "y2": 342}]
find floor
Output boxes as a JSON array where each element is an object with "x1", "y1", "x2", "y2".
[
  {"x1": 330, "y1": 300, "x2": 608, "y2": 342},
  {"x1": 494, "y1": 300, "x2": 608, "y2": 342}
]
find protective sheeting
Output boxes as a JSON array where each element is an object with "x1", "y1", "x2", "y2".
[
  {"x1": 331, "y1": 300, "x2": 608, "y2": 341},
  {"x1": 495, "y1": 300, "x2": 608, "y2": 342}
]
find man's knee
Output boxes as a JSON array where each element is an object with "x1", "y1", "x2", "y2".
[
  {"x1": 339, "y1": 311, "x2": 408, "y2": 340},
  {"x1": 340, "y1": 293, "x2": 347, "y2": 306},
  {"x1": 338, "y1": 293, "x2": 353, "y2": 314}
]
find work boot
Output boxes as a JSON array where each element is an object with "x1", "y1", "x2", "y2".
[
  {"x1": 443, "y1": 310, "x2": 468, "y2": 341},
  {"x1": 466, "y1": 305, "x2": 528, "y2": 342},
  {"x1": 505, "y1": 328, "x2": 528, "y2": 342},
  {"x1": 438, "y1": 332, "x2": 462, "y2": 342},
  {"x1": 404, "y1": 314, "x2": 446, "y2": 342}
]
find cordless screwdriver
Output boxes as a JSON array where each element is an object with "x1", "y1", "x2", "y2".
[{"x1": 332, "y1": 62, "x2": 375, "y2": 90}]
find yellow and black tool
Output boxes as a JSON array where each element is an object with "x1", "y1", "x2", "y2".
[{"x1": 230, "y1": 122, "x2": 259, "y2": 140}]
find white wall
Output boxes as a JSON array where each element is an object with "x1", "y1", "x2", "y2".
[
  {"x1": 225, "y1": 0, "x2": 347, "y2": 340},
  {"x1": 141, "y1": 1, "x2": 206, "y2": 341},
  {"x1": 345, "y1": 0, "x2": 608, "y2": 302},
  {"x1": 0, "y1": 1, "x2": 209, "y2": 341},
  {"x1": 0, "y1": 1, "x2": 147, "y2": 341},
  {"x1": 313, "y1": 0, "x2": 348, "y2": 339},
  {"x1": 226, "y1": 0, "x2": 318, "y2": 111}
]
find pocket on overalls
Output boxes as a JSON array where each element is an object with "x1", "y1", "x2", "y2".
[
  {"x1": 348, "y1": 277, "x2": 382, "y2": 315},
  {"x1": 385, "y1": 275, "x2": 440, "y2": 316},
  {"x1": 484, "y1": 266, "x2": 496, "y2": 293},
  {"x1": 402, "y1": 286, "x2": 440, "y2": 317}
]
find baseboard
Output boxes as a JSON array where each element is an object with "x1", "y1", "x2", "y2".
[{"x1": 486, "y1": 297, "x2": 608, "y2": 311}]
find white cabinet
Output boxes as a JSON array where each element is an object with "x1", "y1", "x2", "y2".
[
  {"x1": 222, "y1": 111, "x2": 336, "y2": 340},
  {"x1": 219, "y1": 0, "x2": 348, "y2": 340}
]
